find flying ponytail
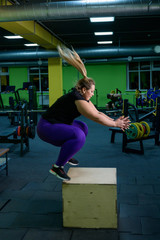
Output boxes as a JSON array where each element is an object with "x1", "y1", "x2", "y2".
[
  {"x1": 57, "y1": 45, "x2": 89, "y2": 79},
  {"x1": 57, "y1": 45, "x2": 95, "y2": 92}
]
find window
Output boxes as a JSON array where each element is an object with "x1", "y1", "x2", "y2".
[
  {"x1": 129, "y1": 72, "x2": 138, "y2": 89},
  {"x1": 140, "y1": 71, "x2": 150, "y2": 89},
  {"x1": 127, "y1": 61, "x2": 160, "y2": 90},
  {"x1": 152, "y1": 71, "x2": 160, "y2": 89},
  {"x1": 0, "y1": 67, "x2": 9, "y2": 92},
  {"x1": 129, "y1": 62, "x2": 138, "y2": 71},
  {"x1": 29, "y1": 66, "x2": 48, "y2": 92}
]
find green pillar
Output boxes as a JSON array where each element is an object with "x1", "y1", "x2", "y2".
[{"x1": 48, "y1": 57, "x2": 63, "y2": 106}]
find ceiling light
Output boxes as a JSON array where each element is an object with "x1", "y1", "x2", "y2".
[
  {"x1": 4, "y1": 35, "x2": 23, "y2": 39},
  {"x1": 87, "y1": 0, "x2": 111, "y2": 2},
  {"x1": 24, "y1": 43, "x2": 39, "y2": 47},
  {"x1": 154, "y1": 45, "x2": 160, "y2": 53},
  {"x1": 94, "y1": 32, "x2": 113, "y2": 35},
  {"x1": 90, "y1": 17, "x2": 115, "y2": 22},
  {"x1": 97, "y1": 41, "x2": 113, "y2": 44}
]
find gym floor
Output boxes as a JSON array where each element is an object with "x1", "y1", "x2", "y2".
[{"x1": 0, "y1": 114, "x2": 160, "y2": 240}]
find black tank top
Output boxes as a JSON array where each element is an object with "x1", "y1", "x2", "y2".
[{"x1": 42, "y1": 88, "x2": 88, "y2": 124}]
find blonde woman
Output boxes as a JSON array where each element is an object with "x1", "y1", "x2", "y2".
[{"x1": 37, "y1": 46, "x2": 130, "y2": 181}]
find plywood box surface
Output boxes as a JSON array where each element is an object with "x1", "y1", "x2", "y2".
[{"x1": 62, "y1": 168, "x2": 117, "y2": 229}]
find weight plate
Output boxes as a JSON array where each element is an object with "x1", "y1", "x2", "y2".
[
  {"x1": 132, "y1": 123, "x2": 140, "y2": 139},
  {"x1": 140, "y1": 121, "x2": 150, "y2": 138},
  {"x1": 135, "y1": 122, "x2": 144, "y2": 139},
  {"x1": 125, "y1": 123, "x2": 138, "y2": 139},
  {"x1": 17, "y1": 126, "x2": 21, "y2": 136}
]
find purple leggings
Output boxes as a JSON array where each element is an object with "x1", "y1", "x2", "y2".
[{"x1": 37, "y1": 118, "x2": 88, "y2": 166}]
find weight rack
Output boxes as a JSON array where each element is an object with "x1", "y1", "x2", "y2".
[
  {"x1": 0, "y1": 103, "x2": 29, "y2": 156},
  {"x1": 109, "y1": 97, "x2": 160, "y2": 154}
]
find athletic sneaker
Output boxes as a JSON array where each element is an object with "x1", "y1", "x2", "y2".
[
  {"x1": 67, "y1": 158, "x2": 79, "y2": 166},
  {"x1": 49, "y1": 165, "x2": 70, "y2": 181}
]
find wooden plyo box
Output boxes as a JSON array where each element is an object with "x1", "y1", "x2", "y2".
[{"x1": 62, "y1": 167, "x2": 117, "y2": 229}]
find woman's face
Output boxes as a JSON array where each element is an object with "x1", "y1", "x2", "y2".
[{"x1": 82, "y1": 84, "x2": 95, "y2": 101}]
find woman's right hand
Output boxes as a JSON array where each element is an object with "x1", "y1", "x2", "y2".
[{"x1": 115, "y1": 116, "x2": 131, "y2": 131}]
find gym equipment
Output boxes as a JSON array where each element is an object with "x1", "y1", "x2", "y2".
[
  {"x1": 0, "y1": 84, "x2": 39, "y2": 156},
  {"x1": 0, "y1": 84, "x2": 38, "y2": 126},
  {"x1": 2, "y1": 86, "x2": 19, "y2": 105},
  {"x1": 28, "y1": 85, "x2": 38, "y2": 125},
  {"x1": 5, "y1": 86, "x2": 15, "y2": 93},
  {"x1": 109, "y1": 97, "x2": 160, "y2": 154},
  {"x1": 136, "y1": 122, "x2": 145, "y2": 138},
  {"x1": 106, "y1": 106, "x2": 154, "y2": 115},
  {"x1": 137, "y1": 97, "x2": 148, "y2": 107},
  {"x1": 0, "y1": 103, "x2": 32, "y2": 156},
  {"x1": 140, "y1": 121, "x2": 150, "y2": 138},
  {"x1": 135, "y1": 89, "x2": 140, "y2": 99},
  {"x1": 8, "y1": 96, "x2": 22, "y2": 125},
  {"x1": 0, "y1": 148, "x2": 9, "y2": 176},
  {"x1": 63, "y1": 167, "x2": 117, "y2": 229},
  {"x1": 0, "y1": 92, "x2": 4, "y2": 110},
  {"x1": 1, "y1": 85, "x2": 23, "y2": 125},
  {"x1": 125, "y1": 121, "x2": 150, "y2": 140},
  {"x1": 15, "y1": 82, "x2": 32, "y2": 103},
  {"x1": 135, "y1": 89, "x2": 148, "y2": 107},
  {"x1": 125, "y1": 123, "x2": 138, "y2": 139},
  {"x1": 15, "y1": 121, "x2": 36, "y2": 139},
  {"x1": 147, "y1": 88, "x2": 160, "y2": 102}
]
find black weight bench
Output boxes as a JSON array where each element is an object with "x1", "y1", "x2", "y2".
[
  {"x1": 0, "y1": 148, "x2": 9, "y2": 176},
  {"x1": 109, "y1": 127, "x2": 123, "y2": 143},
  {"x1": 109, "y1": 127, "x2": 144, "y2": 154}
]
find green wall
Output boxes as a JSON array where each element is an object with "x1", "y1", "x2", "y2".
[
  {"x1": 1, "y1": 67, "x2": 29, "y2": 107},
  {"x1": 9, "y1": 67, "x2": 28, "y2": 89},
  {"x1": 1, "y1": 63, "x2": 136, "y2": 108},
  {"x1": 63, "y1": 63, "x2": 127, "y2": 108}
]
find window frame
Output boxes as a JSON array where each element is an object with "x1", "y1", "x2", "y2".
[
  {"x1": 127, "y1": 61, "x2": 160, "y2": 91},
  {"x1": 0, "y1": 67, "x2": 9, "y2": 92},
  {"x1": 28, "y1": 66, "x2": 48, "y2": 92}
]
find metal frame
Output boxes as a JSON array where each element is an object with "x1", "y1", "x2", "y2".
[{"x1": 109, "y1": 97, "x2": 160, "y2": 154}]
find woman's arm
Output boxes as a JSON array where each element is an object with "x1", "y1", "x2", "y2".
[
  {"x1": 99, "y1": 111, "x2": 115, "y2": 121},
  {"x1": 75, "y1": 100, "x2": 130, "y2": 130}
]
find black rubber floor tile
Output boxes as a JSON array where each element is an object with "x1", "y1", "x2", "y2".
[
  {"x1": 119, "y1": 233, "x2": 160, "y2": 240},
  {"x1": 1, "y1": 198, "x2": 62, "y2": 214},
  {"x1": 119, "y1": 184, "x2": 154, "y2": 194},
  {"x1": 141, "y1": 217, "x2": 160, "y2": 234},
  {"x1": 23, "y1": 229, "x2": 72, "y2": 240},
  {"x1": 10, "y1": 213, "x2": 63, "y2": 228},
  {"x1": 71, "y1": 229, "x2": 118, "y2": 240},
  {"x1": 21, "y1": 181, "x2": 57, "y2": 191},
  {"x1": 118, "y1": 193, "x2": 138, "y2": 205},
  {"x1": 138, "y1": 193, "x2": 160, "y2": 205},
  {"x1": 0, "y1": 189, "x2": 35, "y2": 200},
  {"x1": 31, "y1": 190, "x2": 62, "y2": 201},
  {"x1": 0, "y1": 229, "x2": 27, "y2": 240},
  {"x1": 0, "y1": 213, "x2": 18, "y2": 228},
  {"x1": 120, "y1": 203, "x2": 160, "y2": 218},
  {"x1": 118, "y1": 217, "x2": 142, "y2": 234}
]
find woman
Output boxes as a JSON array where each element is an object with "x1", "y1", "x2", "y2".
[{"x1": 37, "y1": 46, "x2": 130, "y2": 181}]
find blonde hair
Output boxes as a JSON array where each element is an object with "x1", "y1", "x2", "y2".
[{"x1": 57, "y1": 45, "x2": 95, "y2": 92}]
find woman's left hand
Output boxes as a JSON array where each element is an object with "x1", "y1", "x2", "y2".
[{"x1": 115, "y1": 116, "x2": 131, "y2": 131}]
